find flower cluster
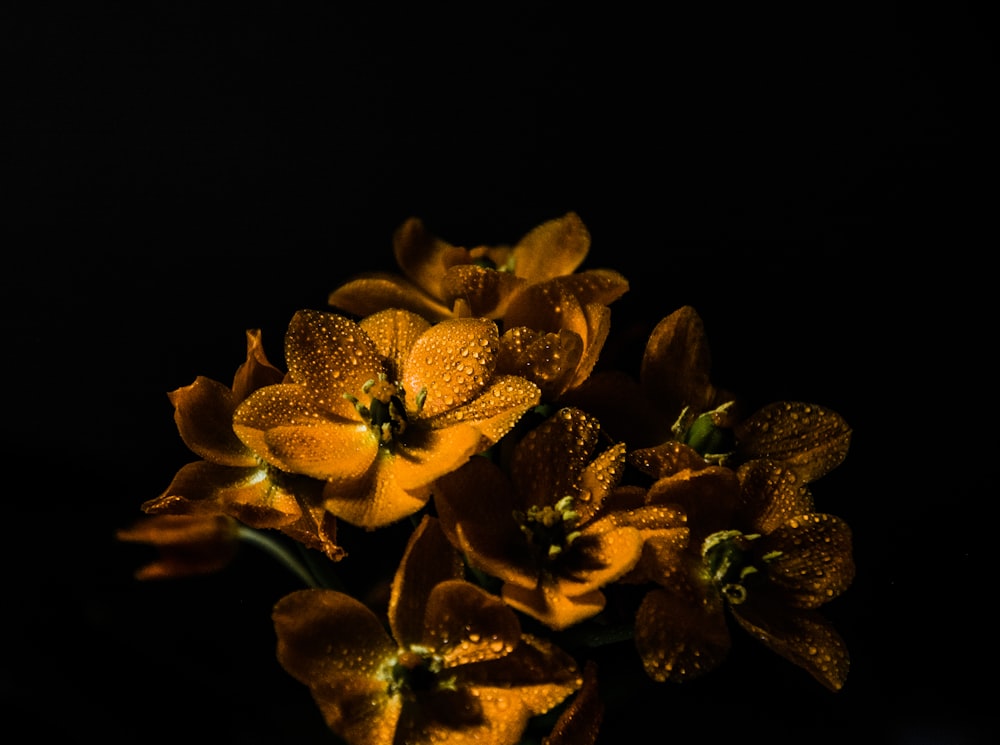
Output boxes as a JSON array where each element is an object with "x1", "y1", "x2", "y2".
[{"x1": 120, "y1": 213, "x2": 854, "y2": 745}]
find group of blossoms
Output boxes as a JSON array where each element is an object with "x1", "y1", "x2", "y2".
[{"x1": 120, "y1": 213, "x2": 855, "y2": 745}]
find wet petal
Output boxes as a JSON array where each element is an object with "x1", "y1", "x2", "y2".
[
  {"x1": 553, "y1": 523, "x2": 644, "y2": 597},
  {"x1": 759, "y1": 513, "x2": 855, "y2": 607},
  {"x1": 458, "y1": 632, "x2": 581, "y2": 716},
  {"x1": 233, "y1": 384, "x2": 377, "y2": 479},
  {"x1": 392, "y1": 216, "x2": 470, "y2": 298},
  {"x1": 510, "y1": 407, "x2": 601, "y2": 505},
  {"x1": 734, "y1": 401, "x2": 851, "y2": 483},
  {"x1": 645, "y1": 466, "x2": 741, "y2": 541},
  {"x1": 328, "y1": 272, "x2": 453, "y2": 321},
  {"x1": 394, "y1": 423, "x2": 484, "y2": 490},
  {"x1": 640, "y1": 306, "x2": 722, "y2": 424},
  {"x1": 510, "y1": 211, "x2": 591, "y2": 281},
  {"x1": 389, "y1": 516, "x2": 465, "y2": 648},
  {"x1": 634, "y1": 585, "x2": 731, "y2": 683},
  {"x1": 441, "y1": 264, "x2": 527, "y2": 318},
  {"x1": 498, "y1": 326, "x2": 584, "y2": 401},
  {"x1": 403, "y1": 317, "x2": 499, "y2": 416},
  {"x1": 169, "y1": 377, "x2": 255, "y2": 467},
  {"x1": 737, "y1": 459, "x2": 815, "y2": 534},
  {"x1": 575, "y1": 441, "x2": 627, "y2": 519},
  {"x1": 731, "y1": 603, "x2": 850, "y2": 691},
  {"x1": 542, "y1": 660, "x2": 603, "y2": 745},
  {"x1": 424, "y1": 580, "x2": 522, "y2": 667},
  {"x1": 272, "y1": 589, "x2": 401, "y2": 745},
  {"x1": 284, "y1": 309, "x2": 384, "y2": 397},
  {"x1": 628, "y1": 441, "x2": 708, "y2": 480},
  {"x1": 322, "y1": 448, "x2": 429, "y2": 529},
  {"x1": 359, "y1": 308, "x2": 432, "y2": 384},
  {"x1": 425, "y1": 375, "x2": 541, "y2": 445}
]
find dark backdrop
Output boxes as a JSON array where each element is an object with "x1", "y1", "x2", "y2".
[{"x1": 5, "y1": 3, "x2": 994, "y2": 743}]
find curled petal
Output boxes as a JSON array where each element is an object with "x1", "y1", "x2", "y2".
[
  {"x1": 272, "y1": 589, "x2": 401, "y2": 745},
  {"x1": 169, "y1": 377, "x2": 254, "y2": 467},
  {"x1": 552, "y1": 523, "x2": 644, "y2": 597},
  {"x1": 645, "y1": 466, "x2": 741, "y2": 541},
  {"x1": 392, "y1": 216, "x2": 471, "y2": 297},
  {"x1": 628, "y1": 441, "x2": 708, "y2": 480},
  {"x1": 498, "y1": 326, "x2": 585, "y2": 401},
  {"x1": 231, "y1": 328, "x2": 284, "y2": 401},
  {"x1": 117, "y1": 515, "x2": 239, "y2": 580},
  {"x1": 575, "y1": 441, "x2": 627, "y2": 519},
  {"x1": 634, "y1": 585, "x2": 731, "y2": 683}
]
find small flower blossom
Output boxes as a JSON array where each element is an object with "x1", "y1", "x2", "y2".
[
  {"x1": 632, "y1": 458, "x2": 855, "y2": 690},
  {"x1": 116, "y1": 514, "x2": 240, "y2": 580},
  {"x1": 271, "y1": 516, "x2": 581, "y2": 745},
  {"x1": 328, "y1": 212, "x2": 627, "y2": 322},
  {"x1": 141, "y1": 328, "x2": 344, "y2": 560},
  {"x1": 435, "y1": 407, "x2": 683, "y2": 630},
  {"x1": 232, "y1": 308, "x2": 541, "y2": 529}
]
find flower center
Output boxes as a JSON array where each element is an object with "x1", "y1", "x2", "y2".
[
  {"x1": 701, "y1": 529, "x2": 782, "y2": 604},
  {"x1": 514, "y1": 496, "x2": 582, "y2": 561},
  {"x1": 344, "y1": 374, "x2": 426, "y2": 445},
  {"x1": 388, "y1": 646, "x2": 456, "y2": 699}
]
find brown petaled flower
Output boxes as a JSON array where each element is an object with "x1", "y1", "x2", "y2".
[
  {"x1": 116, "y1": 514, "x2": 240, "y2": 580},
  {"x1": 327, "y1": 212, "x2": 627, "y2": 322},
  {"x1": 141, "y1": 328, "x2": 344, "y2": 561},
  {"x1": 232, "y1": 308, "x2": 541, "y2": 530},
  {"x1": 271, "y1": 516, "x2": 582, "y2": 745},
  {"x1": 434, "y1": 407, "x2": 685, "y2": 630},
  {"x1": 631, "y1": 457, "x2": 855, "y2": 691}
]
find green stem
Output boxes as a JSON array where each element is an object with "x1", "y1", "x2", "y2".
[{"x1": 236, "y1": 526, "x2": 321, "y2": 589}]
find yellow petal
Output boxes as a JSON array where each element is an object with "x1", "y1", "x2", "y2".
[
  {"x1": 322, "y1": 448, "x2": 429, "y2": 529},
  {"x1": 760, "y1": 513, "x2": 855, "y2": 607},
  {"x1": 284, "y1": 309, "x2": 384, "y2": 396},
  {"x1": 169, "y1": 377, "x2": 255, "y2": 467},
  {"x1": 424, "y1": 375, "x2": 541, "y2": 445},
  {"x1": 403, "y1": 317, "x2": 499, "y2": 416},
  {"x1": 328, "y1": 273, "x2": 453, "y2": 321},
  {"x1": 510, "y1": 212, "x2": 590, "y2": 281},
  {"x1": 272, "y1": 589, "x2": 402, "y2": 744},
  {"x1": 424, "y1": 580, "x2": 522, "y2": 667},
  {"x1": 359, "y1": 308, "x2": 432, "y2": 383},
  {"x1": 502, "y1": 581, "x2": 607, "y2": 630}
]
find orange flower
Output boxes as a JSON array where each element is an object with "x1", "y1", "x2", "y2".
[
  {"x1": 272, "y1": 516, "x2": 581, "y2": 745},
  {"x1": 328, "y1": 212, "x2": 627, "y2": 322},
  {"x1": 142, "y1": 328, "x2": 344, "y2": 561},
  {"x1": 232, "y1": 308, "x2": 540, "y2": 529},
  {"x1": 435, "y1": 407, "x2": 684, "y2": 630},
  {"x1": 632, "y1": 458, "x2": 855, "y2": 690},
  {"x1": 116, "y1": 514, "x2": 240, "y2": 580},
  {"x1": 563, "y1": 305, "x2": 735, "y2": 449}
]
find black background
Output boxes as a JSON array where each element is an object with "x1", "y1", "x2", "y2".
[{"x1": 5, "y1": 3, "x2": 994, "y2": 743}]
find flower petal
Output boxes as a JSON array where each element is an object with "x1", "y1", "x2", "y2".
[
  {"x1": 424, "y1": 580, "x2": 522, "y2": 667},
  {"x1": 359, "y1": 308, "x2": 432, "y2": 384},
  {"x1": 322, "y1": 448, "x2": 429, "y2": 529},
  {"x1": 328, "y1": 272, "x2": 453, "y2": 321},
  {"x1": 634, "y1": 585, "x2": 731, "y2": 683},
  {"x1": 425, "y1": 375, "x2": 541, "y2": 445},
  {"x1": 441, "y1": 264, "x2": 527, "y2": 318},
  {"x1": 552, "y1": 523, "x2": 644, "y2": 597},
  {"x1": 272, "y1": 589, "x2": 401, "y2": 745},
  {"x1": 284, "y1": 309, "x2": 384, "y2": 397},
  {"x1": 502, "y1": 581, "x2": 607, "y2": 630},
  {"x1": 731, "y1": 603, "x2": 850, "y2": 691},
  {"x1": 403, "y1": 317, "x2": 499, "y2": 416},
  {"x1": 542, "y1": 660, "x2": 603, "y2": 745},
  {"x1": 169, "y1": 377, "x2": 256, "y2": 467},
  {"x1": 737, "y1": 459, "x2": 815, "y2": 534},
  {"x1": 389, "y1": 516, "x2": 465, "y2": 648},
  {"x1": 734, "y1": 401, "x2": 851, "y2": 483},
  {"x1": 510, "y1": 211, "x2": 590, "y2": 281},
  {"x1": 640, "y1": 306, "x2": 723, "y2": 424},
  {"x1": 231, "y1": 328, "x2": 285, "y2": 401},
  {"x1": 758, "y1": 513, "x2": 855, "y2": 607},
  {"x1": 510, "y1": 407, "x2": 601, "y2": 506}
]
